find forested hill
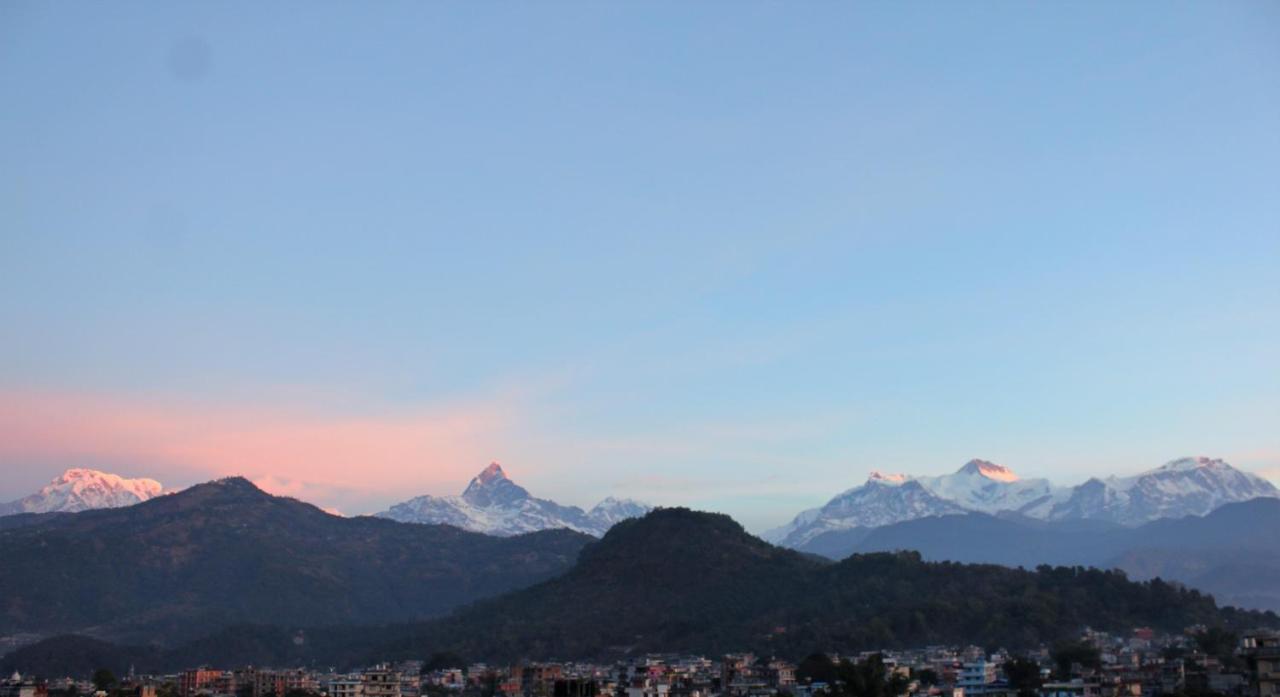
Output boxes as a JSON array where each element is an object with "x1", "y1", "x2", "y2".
[
  {"x1": 377, "y1": 508, "x2": 1274, "y2": 660},
  {"x1": 5, "y1": 507, "x2": 1276, "y2": 677},
  {"x1": 0, "y1": 477, "x2": 593, "y2": 645}
]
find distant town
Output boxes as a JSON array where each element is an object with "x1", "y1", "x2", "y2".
[{"x1": 4, "y1": 628, "x2": 1277, "y2": 697}]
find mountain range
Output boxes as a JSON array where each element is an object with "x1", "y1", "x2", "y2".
[
  {"x1": 0, "y1": 478, "x2": 592, "y2": 646},
  {"x1": 7, "y1": 458, "x2": 1271, "y2": 545},
  {"x1": 0, "y1": 469, "x2": 165, "y2": 516},
  {"x1": 795, "y1": 497, "x2": 1280, "y2": 612},
  {"x1": 0, "y1": 463, "x2": 651, "y2": 540},
  {"x1": 5, "y1": 507, "x2": 1275, "y2": 677},
  {"x1": 764, "y1": 456, "x2": 1278, "y2": 548},
  {"x1": 375, "y1": 462, "x2": 651, "y2": 537}
]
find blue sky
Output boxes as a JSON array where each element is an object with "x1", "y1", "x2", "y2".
[{"x1": 2, "y1": 1, "x2": 1278, "y2": 531}]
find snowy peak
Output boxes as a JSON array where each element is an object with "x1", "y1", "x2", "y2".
[
  {"x1": 762, "y1": 476, "x2": 968, "y2": 547},
  {"x1": 460, "y1": 462, "x2": 530, "y2": 508},
  {"x1": 474, "y1": 462, "x2": 508, "y2": 484},
  {"x1": 915, "y1": 459, "x2": 1057, "y2": 516},
  {"x1": 587, "y1": 497, "x2": 652, "y2": 527},
  {"x1": 377, "y1": 463, "x2": 651, "y2": 537},
  {"x1": 867, "y1": 471, "x2": 909, "y2": 485},
  {"x1": 1050, "y1": 455, "x2": 1280, "y2": 525},
  {"x1": 0, "y1": 468, "x2": 165, "y2": 516},
  {"x1": 956, "y1": 459, "x2": 1020, "y2": 482},
  {"x1": 1155, "y1": 456, "x2": 1229, "y2": 473},
  {"x1": 769, "y1": 455, "x2": 1280, "y2": 549}
]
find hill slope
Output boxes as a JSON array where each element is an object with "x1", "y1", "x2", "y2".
[{"x1": 0, "y1": 477, "x2": 593, "y2": 645}]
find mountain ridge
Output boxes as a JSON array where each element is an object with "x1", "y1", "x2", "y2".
[
  {"x1": 0, "y1": 468, "x2": 165, "y2": 516},
  {"x1": 0, "y1": 476, "x2": 593, "y2": 646},
  {"x1": 375, "y1": 462, "x2": 651, "y2": 537},
  {"x1": 765, "y1": 456, "x2": 1278, "y2": 547}
]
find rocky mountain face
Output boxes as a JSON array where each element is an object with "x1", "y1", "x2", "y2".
[
  {"x1": 375, "y1": 462, "x2": 650, "y2": 537},
  {"x1": 0, "y1": 469, "x2": 165, "y2": 516},
  {"x1": 0, "y1": 477, "x2": 593, "y2": 646},
  {"x1": 766, "y1": 457, "x2": 1277, "y2": 547}
]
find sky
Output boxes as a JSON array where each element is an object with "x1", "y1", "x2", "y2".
[{"x1": 2, "y1": 1, "x2": 1278, "y2": 532}]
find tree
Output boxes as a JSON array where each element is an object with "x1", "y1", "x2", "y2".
[
  {"x1": 1003, "y1": 657, "x2": 1043, "y2": 697},
  {"x1": 914, "y1": 670, "x2": 939, "y2": 687},
  {"x1": 798, "y1": 653, "x2": 838, "y2": 685},
  {"x1": 830, "y1": 655, "x2": 908, "y2": 697},
  {"x1": 1193, "y1": 628, "x2": 1240, "y2": 668},
  {"x1": 423, "y1": 652, "x2": 466, "y2": 673},
  {"x1": 1051, "y1": 642, "x2": 1100, "y2": 679},
  {"x1": 92, "y1": 669, "x2": 117, "y2": 692}
]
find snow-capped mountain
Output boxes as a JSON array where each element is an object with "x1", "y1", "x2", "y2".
[
  {"x1": 1046, "y1": 457, "x2": 1279, "y2": 525},
  {"x1": 375, "y1": 462, "x2": 651, "y2": 537},
  {"x1": 765, "y1": 456, "x2": 1278, "y2": 548},
  {"x1": 762, "y1": 475, "x2": 969, "y2": 548},
  {"x1": 913, "y1": 459, "x2": 1062, "y2": 517},
  {"x1": 587, "y1": 497, "x2": 653, "y2": 528},
  {"x1": 0, "y1": 468, "x2": 165, "y2": 516}
]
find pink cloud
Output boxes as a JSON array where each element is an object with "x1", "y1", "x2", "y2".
[{"x1": 0, "y1": 390, "x2": 517, "y2": 513}]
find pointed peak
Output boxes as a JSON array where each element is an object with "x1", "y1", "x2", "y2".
[
  {"x1": 957, "y1": 459, "x2": 1020, "y2": 482},
  {"x1": 460, "y1": 462, "x2": 529, "y2": 505},
  {"x1": 475, "y1": 461, "x2": 508, "y2": 485}
]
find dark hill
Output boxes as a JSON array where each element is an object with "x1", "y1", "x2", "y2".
[
  {"x1": 0, "y1": 477, "x2": 593, "y2": 645},
  {"x1": 0, "y1": 512, "x2": 69, "y2": 531},
  {"x1": 374, "y1": 508, "x2": 1276, "y2": 661},
  {"x1": 6, "y1": 507, "x2": 1275, "y2": 677},
  {"x1": 382, "y1": 508, "x2": 825, "y2": 659}
]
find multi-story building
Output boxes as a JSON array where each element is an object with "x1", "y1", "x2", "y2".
[
  {"x1": 329, "y1": 678, "x2": 363, "y2": 697},
  {"x1": 180, "y1": 668, "x2": 223, "y2": 697},
  {"x1": 1244, "y1": 631, "x2": 1280, "y2": 697},
  {"x1": 957, "y1": 661, "x2": 998, "y2": 696},
  {"x1": 362, "y1": 666, "x2": 401, "y2": 697},
  {"x1": 765, "y1": 661, "x2": 795, "y2": 689},
  {"x1": 522, "y1": 664, "x2": 565, "y2": 696}
]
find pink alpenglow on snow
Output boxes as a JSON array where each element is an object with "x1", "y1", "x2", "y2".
[{"x1": 0, "y1": 468, "x2": 164, "y2": 515}]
